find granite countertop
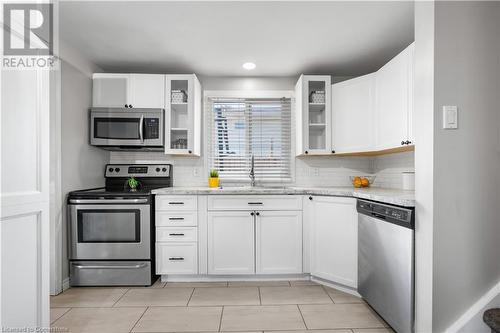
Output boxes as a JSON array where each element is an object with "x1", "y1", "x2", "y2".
[{"x1": 152, "y1": 186, "x2": 415, "y2": 207}]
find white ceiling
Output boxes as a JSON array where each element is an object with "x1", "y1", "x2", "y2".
[{"x1": 59, "y1": 1, "x2": 414, "y2": 76}]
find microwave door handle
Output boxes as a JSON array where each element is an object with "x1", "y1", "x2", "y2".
[{"x1": 139, "y1": 115, "x2": 144, "y2": 143}]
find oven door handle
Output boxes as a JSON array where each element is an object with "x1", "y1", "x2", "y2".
[
  {"x1": 139, "y1": 115, "x2": 144, "y2": 143},
  {"x1": 72, "y1": 263, "x2": 148, "y2": 270},
  {"x1": 68, "y1": 198, "x2": 149, "y2": 204}
]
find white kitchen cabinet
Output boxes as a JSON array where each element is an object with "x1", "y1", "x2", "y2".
[
  {"x1": 310, "y1": 196, "x2": 358, "y2": 288},
  {"x1": 295, "y1": 75, "x2": 333, "y2": 156},
  {"x1": 92, "y1": 73, "x2": 165, "y2": 108},
  {"x1": 332, "y1": 73, "x2": 376, "y2": 153},
  {"x1": 165, "y1": 74, "x2": 201, "y2": 156},
  {"x1": 129, "y1": 74, "x2": 165, "y2": 108},
  {"x1": 375, "y1": 43, "x2": 415, "y2": 150},
  {"x1": 156, "y1": 243, "x2": 198, "y2": 275},
  {"x1": 155, "y1": 195, "x2": 199, "y2": 275},
  {"x1": 207, "y1": 211, "x2": 255, "y2": 274},
  {"x1": 256, "y1": 211, "x2": 302, "y2": 274},
  {"x1": 92, "y1": 74, "x2": 130, "y2": 107}
]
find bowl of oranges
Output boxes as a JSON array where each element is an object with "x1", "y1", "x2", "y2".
[{"x1": 350, "y1": 176, "x2": 376, "y2": 188}]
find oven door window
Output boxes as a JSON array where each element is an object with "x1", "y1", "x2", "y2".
[
  {"x1": 94, "y1": 118, "x2": 140, "y2": 140},
  {"x1": 77, "y1": 209, "x2": 140, "y2": 243}
]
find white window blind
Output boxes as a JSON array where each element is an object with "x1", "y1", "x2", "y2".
[{"x1": 207, "y1": 97, "x2": 292, "y2": 181}]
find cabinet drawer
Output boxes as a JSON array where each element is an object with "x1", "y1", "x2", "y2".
[
  {"x1": 156, "y1": 195, "x2": 197, "y2": 211},
  {"x1": 156, "y1": 227, "x2": 197, "y2": 242},
  {"x1": 156, "y1": 243, "x2": 197, "y2": 275},
  {"x1": 156, "y1": 211, "x2": 198, "y2": 227},
  {"x1": 208, "y1": 195, "x2": 302, "y2": 211}
]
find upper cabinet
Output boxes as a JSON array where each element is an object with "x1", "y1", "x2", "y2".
[
  {"x1": 375, "y1": 43, "x2": 414, "y2": 150},
  {"x1": 164, "y1": 74, "x2": 201, "y2": 156},
  {"x1": 92, "y1": 73, "x2": 165, "y2": 109},
  {"x1": 332, "y1": 73, "x2": 376, "y2": 154},
  {"x1": 329, "y1": 42, "x2": 415, "y2": 155},
  {"x1": 295, "y1": 75, "x2": 332, "y2": 156}
]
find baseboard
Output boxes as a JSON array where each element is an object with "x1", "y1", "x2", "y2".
[
  {"x1": 62, "y1": 277, "x2": 70, "y2": 291},
  {"x1": 161, "y1": 274, "x2": 309, "y2": 283},
  {"x1": 444, "y1": 279, "x2": 500, "y2": 333},
  {"x1": 311, "y1": 275, "x2": 361, "y2": 297}
]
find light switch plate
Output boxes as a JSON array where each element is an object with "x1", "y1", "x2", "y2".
[{"x1": 443, "y1": 105, "x2": 458, "y2": 129}]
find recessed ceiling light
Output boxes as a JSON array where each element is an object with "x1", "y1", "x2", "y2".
[{"x1": 242, "y1": 62, "x2": 256, "y2": 70}]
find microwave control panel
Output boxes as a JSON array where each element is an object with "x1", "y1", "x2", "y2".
[{"x1": 144, "y1": 118, "x2": 160, "y2": 139}]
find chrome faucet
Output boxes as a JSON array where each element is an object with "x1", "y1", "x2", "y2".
[{"x1": 249, "y1": 155, "x2": 255, "y2": 187}]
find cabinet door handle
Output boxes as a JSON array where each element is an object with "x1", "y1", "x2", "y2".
[
  {"x1": 250, "y1": 212, "x2": 254, "y2": 216},
  {"x1": 168, "y1": 217, "x2": 185, "y2": 221},
  {"x1": 125, "y1": 104, "x2": 128, "y2": 108},
  {"x1": 169, "y1": 233, "x2": 185, "y2": 236},
  {"x1": 248, "y1": 202, "x2": 263, "y2": 205},
  {"x1": 305, "y1": 151, "x2": 309, "y2": 154},
  {"x1": 129, "y1": 104, "x2": 133, "y2": 108},
  {"x1": 401, "y1": 140, "x2": 406, "y2": 146},
  {"x1": 256, "y1": 212, "x2": 260, "y2": 216},
  {"x1": 309, "y1": 196, "x2": 313, "y2": 201},
  {"x1": 169, "y1": 257, "x2": 184, "y2": 261},
  {"x1": 168, "y1": 202, "x2": 184, "y2": 205}
]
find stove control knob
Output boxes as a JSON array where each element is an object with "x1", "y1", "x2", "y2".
[
  {"x1": 108, "y1": 168, "x2": 114, "y2": 172},
  {"x1": 162, "y1": 167, "x2": 167, "y2": 172},
  {"x1": 115, "y1": 168, "x2": 120, "y2": 172},
  {"x1": 156, "y1": 167, "x2": 161, "y2": 172}
]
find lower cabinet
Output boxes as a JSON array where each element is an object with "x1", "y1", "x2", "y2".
[
  {"x1": 207, "y1": 211, "x2": 255, "y2": 275},
  {"x1": 207, "y1": 210, "x2": 303, "y2": 275},
  {"x1": 310, "y1": 196, "x2": 358, "y2": 288},
  {"x1": 156, "y1": 243, "x2": 198, "y2": 274},
  {"x1": 256, "y1": 211, "x2": 302, "y2": 274}
]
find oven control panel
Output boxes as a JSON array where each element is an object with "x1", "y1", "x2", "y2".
[{"x1": 105, "y1": 164, "x2": 171, "y2": 177}]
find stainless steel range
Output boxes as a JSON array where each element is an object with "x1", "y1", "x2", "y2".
[{"x1": 68, "y1": 164, "x2": 172, "y2": 286}]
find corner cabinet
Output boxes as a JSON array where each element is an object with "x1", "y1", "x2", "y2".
[
  {"x1": 309, "y1": 196, "x2": 357, "y2": 288},
  {"x1": 164, "y1": 74, "x2": 202, "y2": 156},
  {"x1": 295, "y1": 75, "x2": 333, "y2": 156},
  {"x1": 332, "y1": 73, "x2": 376, "y2": 154},
  {"x1": 375, "y1": 42, "x2": 415, "y2": 150},
  {"x1": 92, "y1": 73, "x2": 165, "y2": 109}
]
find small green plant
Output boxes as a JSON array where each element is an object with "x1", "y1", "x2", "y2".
[
  {"x1": 210, "y1": 169, "x2": 219, "y2": 178},
  {"x1": 127, "y1": 177, "x2": 140, "y2": 189}
]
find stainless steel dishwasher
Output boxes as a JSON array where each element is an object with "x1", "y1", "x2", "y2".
[{"x1": 357, "y1": 199, "x2": 415, "y2": 333}]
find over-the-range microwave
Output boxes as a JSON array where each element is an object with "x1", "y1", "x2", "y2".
[{"x1": 90, "y1": 108, "x2": 164, "y2": 151}]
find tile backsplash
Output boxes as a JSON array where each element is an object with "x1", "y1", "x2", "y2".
[
  {"x1": 371, "y1": 151, "x2": 415, "y2": 189},
  {"x1": 110, "y1": 151, "x2": 414, "y2": 190}
]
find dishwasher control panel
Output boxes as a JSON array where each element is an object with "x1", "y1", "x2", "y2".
[{"x1": 357, "y1": 199, "x2": 414, "y2": 229}]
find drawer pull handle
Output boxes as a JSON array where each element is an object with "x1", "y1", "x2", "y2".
[
  {"x1": 169, "y1": 233, "x2": 185, "y2": 236},
  {"x1": 248, "y1": 202, "x2": 263, "y2": 205},
  {"x1": 168, "y1": 202, "x2": 184, "y2": 205},
  {"x1": 169, "y1": 257, "x2": 184, "y2": 261},
  {"x1": 168, "y1": 217, "x2": 185, "y2": 221}
]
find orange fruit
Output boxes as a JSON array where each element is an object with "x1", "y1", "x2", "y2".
[
  {"x1": 361, "y1": 178, "x2": 370, "y2": 187},
  {"x1": 353, "y1": 178, "x2": 362, "y2": 188}
]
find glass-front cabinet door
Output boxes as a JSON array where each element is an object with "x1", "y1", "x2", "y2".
[
  {"x1": 165, "y1": 74, "x2": 201, "y2": 156},
  {"x1": 295, "y1": 75, "x2": 332, "y2": 156}
]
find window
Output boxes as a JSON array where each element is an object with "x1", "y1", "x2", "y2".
[{"x1": 207, "y1": 96, "x2": 292, "y2": 181}]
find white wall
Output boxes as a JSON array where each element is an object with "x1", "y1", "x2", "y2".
[
  {"x1": 58, "y1": 41, "x2": 109, "y2": 286},
  {"x1": 432, "y1": 2, "x2": 500, "y2": 332}
]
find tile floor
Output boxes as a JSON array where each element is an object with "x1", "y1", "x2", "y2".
[{"x1": 50, "y1": 280, "x2": 392, "y2": 333}]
